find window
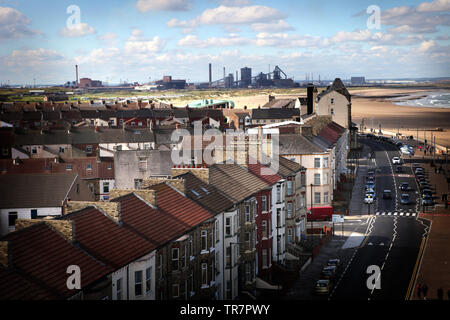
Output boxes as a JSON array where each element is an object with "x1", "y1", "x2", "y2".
[
  {"x1": 233, "y1": 215, "x2": 237, "y2": 234},
  {"x1": 119, "y1": 119, "x2": 124, "y2": 126},
  {"x1": 262, "y1": 220, "x2": 268, "y2": 238},
  {"x1": 86, "y1": 163, "x2": 92, "y2": 170},
  {"x1": 32, "y1": 147, "x2": 37, "y2": 154},
  {"x1": 288, "y1": 229, "x2": 293, "y2": 244},
  {"x1": 158, "y1": 254, "x2": 163, "y2": 280},
  {"x1": 145, "y1": 267, "x2": 152, "y2": 294},
  {"x1": 262, "y1": 249, "x2": 268, "y2": 268},
  {"x1": 287, "y1": 181, "x2": 293, "y2": 196},
  {"x1": 66, "y1": 164, "x2": 72, "y2": 171},
  {"x1": 226, "y1": 246, "x2": 231, "y2": 268},
  {"x1": 261, "y1": 196, "x2": 267, "y2": 212},
  {"x1": 86, "y1": 145, "x2": 93, "y2": 153},
  {"x1": 331, "y1": 108, "x2": 334, "y2": 115},
  {"x1": 314, "y1": 192, "x2": 321, "y2": 204},
  {"x1": 314, "y1": 158, "x2": 320, "y2": 168},
  {"x1": 209, "y1": 231, "x2": 213, "y2": 250},
  {"x1": 314, "y1": 173, "x2": 321, "y2": 185},
  {"x1": 201, "y1": 263, "x2": 208, "y2": 286},
  {"x1": 8, "y1": 212, "x2": 18, "y2": 227},
  {"x1": 245, "y1": 204, "x2": 250, "y2": 222},
  {"x1": 245, "y1": 232, "x2": 251, "y2": 248},
  {"x1": 324, "y1": 192, "x2": 329, "y2": 203},
  {"x1": 301, "y1": 172, "x2": 306, "y2": 186},
  {"x1": 276, "y1": 208, "x2": 281, "y2": 228},
  {"x1": 31, "y1": 209, "x2": 38, "y2": 219},
  {"x1": 135, "y1": 271, "x2": 143, "y2": 296},
  {"x1": 287, "y1": 203, "x2": 293, "y2": 218},
  {"x1": 138, "y1": 122, "x2": 143, "y2": 127},
  {"x1": 215, "y1": 220, "x2": 219, "y2": 243},
  {"x1": 181, "y1": 245, "x2": 186, "y2": 269},
  {"x1": 172, "y1": 248, "x2": 179, "y2": 271},
  {"x1": 201, "y1": 230, "x2": 207, "y2": 251},
  {"x1": 172, "y1": 284, "x2": 179, "y2": 298},
  {"x1": 107, "y1": 163, "x2": 112, "y2": 170},
  {"x1": 323, "y1": 157, "x2": 329, "y2": 168},
  {"x1": 276, "y1": 185, "x2": 281, "y2": 202},
  {"x1": 138, "y1": 160, "x2": 147, "y2": 171},
  {"x1": 103, "y1": 181, "x2": 110, "y2": 193},
  {"x1": 323, "y1": 173, "x2": 329, "y2": 185},
  {"x1": 189, "y1": 235, "x2": 194, "y2": 256},
  {"x1": 300, "y1": 194, "x2": 306, "y2": 208},
  {"x1": 116, "y1": 278, "x2": 122, "y2": 300},
  {"x1": 59, "y1": 147, "x2": 65, "y2": 153},
  {"x1": 331, "y1": 98, "x2": 334, "y2": 104},
  {"x1": 134, "y1": 179, "x2": 143, "y2": 189},
  {"x1": 245, "y1": 263, "x2": 251, "y2": 282}
]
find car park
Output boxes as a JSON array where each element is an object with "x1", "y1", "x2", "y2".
[
  {"x1": 321, "y1": 266, "x2": 337, "y2": 279},
  {"x1": 392, "y1": 157, "x2": 401, "y2": 164},
  {"x1": 400, "y1": 193, "x2": 411, "y2": 205},
  {"x1": 383, "y1": 190, "x2": 392, "y2": 199},
  {"x1": 315, "y1": 280, "x2": 331, "y2": 295}
]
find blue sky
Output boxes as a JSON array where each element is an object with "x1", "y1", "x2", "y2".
[{"x1": 0, "y1": 0, "x2": 449, "y2": 85}]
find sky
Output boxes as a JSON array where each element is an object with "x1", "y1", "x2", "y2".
[{"x1": 0, "y1": 0, "x2": 449, "y2": 85}]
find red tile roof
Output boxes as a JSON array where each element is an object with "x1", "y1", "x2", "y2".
[
  {"x1": 63, "y1": 207, "x2": 155, "y2": 270},
  {"x1": 247, "y1": 161, "x2": 283, "y2": 185},
  {"x1": 114, "y1": 183, "x2": 214, "y2": 247},
  {"x1": 2, "y1": 222, "x2": 111, "y2": 299},
  {"x1": 318, "y1": 122, "x2": 346, "y2": 145}
]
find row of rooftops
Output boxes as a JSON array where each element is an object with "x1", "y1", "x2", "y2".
[{"x1": 0, "y1": 158, "x2": 304, "y2": 299}]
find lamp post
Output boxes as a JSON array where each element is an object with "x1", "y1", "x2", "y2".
[{"x1": 229, "y1": 242, "x2": 242, "y2": 300}]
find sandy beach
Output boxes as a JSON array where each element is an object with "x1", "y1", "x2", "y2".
[{"x1": 350, "y1": 88, "x2": 450, "y2": 148}]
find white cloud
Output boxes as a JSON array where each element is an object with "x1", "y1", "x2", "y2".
[
  {"x1": 0, "y1": 6, "x2": 40, "y2": 39},
  {"x1": 4, "y1": 48, "x2": 64, "y2": 67},
  {"x1": 417, "y1": 0, "x2": 450, "y2": 12},
  {"x1": 125, "y1": 30, "x2": 166, "y2": 53},
  {"x1": 136, "y1": 0, "x2": 191, "y2": 12},
  {"x1": 167, "y1": 5, "x2": 286, "y2": 28},
  {"x1": 417, "y1": 39, "x2": 436, "y2": 52},
  {"x1": 178, "y1": 34, "x2": 250, "y2": 48},
  {"x1": 60, "y1": 23, "x2": 95, "y2": 37},
  {"x1": 219, "y1": 0, "x2": 252, "y2": 6},
  {"x1": 97, "y1": 32, "x2": 118, "y2": 46},
  {"x1": 250, "y1": 20, "x2": 294, "y2": 32}
]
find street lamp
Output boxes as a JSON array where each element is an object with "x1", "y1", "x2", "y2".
[{"x1": 229, "y1": 242, "x2": 242, "y2": 300}]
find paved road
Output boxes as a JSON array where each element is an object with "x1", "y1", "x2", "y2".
[{"x1": 330, "y1": 137, "x2": 430, "y2": 300}]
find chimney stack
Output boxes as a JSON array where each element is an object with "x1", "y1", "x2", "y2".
[
  {"x1": 209, "y1": 63, "x2": 212, "y2": 86},
  {"x1": 75, "y1": 65, "x2": 79, "y2": 87},
  {"x1": 307, "y1": 83, "x2": 315, "y2": 115}
]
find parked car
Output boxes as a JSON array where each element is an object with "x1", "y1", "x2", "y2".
[
  {"x1": 367, "y1": 169, "x2": 375, "y2": 177},
  {"x1": 383, "y1": 190, "x2": 392, "y2": 199},
  {"x1": 327, "y1": 259, "x2": 341, "y2": 268},
  {"x1": 315, "y1": 279, "x2": 331, "y2": 295},
  {"x1": 421, "y1": 189, "x2": 433, "y2": 197},
  {"x1": 415, "y1": 168, "x2": 424, "y2": 174},
  {"x1": 321, "y1": 266, "x2": 337, "y2": 279},
  {"x1": 400, "y1": 182, "x2": 411, "y2": 191},
  {"x1": 364, "y1": 194, "x2": 375, "y2": 204},
  {"x1": 366, "y1": 176, "x2": 375, "y2": 183},
  {"x1": 365, "y1": 182, "x2": 376, "y2": 190},
  {"x1": 400, "y1": 193, "x2": 411, "y2": 205},
  {"x1": 412, "y1": 163, "x2": 421, "y2": 169},
  {"x1": 421, "y1": 195, "x2": 433, "y2": 206},
  {"x1": 392, "y1": 157, "x2": 401, "y2": 164},
  {"x1": 396, "y1": 166, "x2": 403, "y2": 173}
]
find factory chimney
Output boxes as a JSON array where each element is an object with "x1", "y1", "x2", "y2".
[
  {"x1": 75, "y1": 65, "x2": 79, "y2": 87},
  {"x1": 209, "y1": 63, "x2": 212, "y2": 86}
]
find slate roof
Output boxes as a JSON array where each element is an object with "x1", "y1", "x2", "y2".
[
  {"x1": 247, "y1": 161, "x2": 283, "y2": 185},
  {"x1": 173, "y1": 171, "x2": 235, "y2": 214},
  {"x1": 261, "y1": 99, "x2": 296, "y2": 109},
  {"x1": 209, "y1": 164, "x2": 269, "y2": 202},
  {"x1": 251, "y1": 108, "x2": 300, "y2": 120},
  {"x1": 317, "y1": 78, "x2": 351, "y2": 102},
  {"x1": 0, "y1": 174, "x2": 77, "y2": 208},
  {"x1": 279, "y1": 134, "x2": 326, "y2": 155}
]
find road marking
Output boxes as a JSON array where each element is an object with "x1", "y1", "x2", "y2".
[
  {"x1": 406, "y1": 213, "x2": 410, "y2": 216},
  {"x1": 388, "y1": 212, "x2": 392, "y2": 216},
  {"x1": 368, "y1": 242, "x2": 373, "y2": 245},
  {"x1": 394, "y1": 212, "x2": 398, "y2": 216},
  {"x1": 381, "y1": 212, "x2": 385, "y2": 216},
  {"x1": 400, "y1": 212, "x2": 404, "y2": 216}
]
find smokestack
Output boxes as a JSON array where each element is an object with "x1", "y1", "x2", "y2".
[
  {"x1": 75, "y1": 65, "x2": 79, "y2": 87},
  {"x1": 307, "y1": 83, "x2": 314, "y2": 115},
  {"x1": 209, "y1": 63, "x2": 212, "y2": 86}
]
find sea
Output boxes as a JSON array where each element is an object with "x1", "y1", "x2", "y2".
[{"x1": 391, "y1": 91, "x2": 450, "y2": 108}]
